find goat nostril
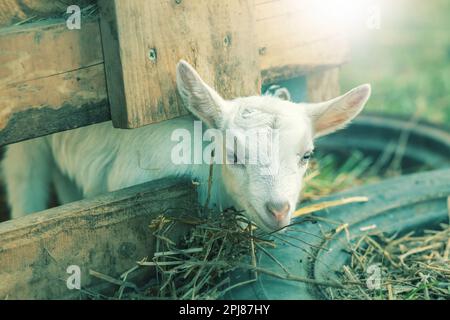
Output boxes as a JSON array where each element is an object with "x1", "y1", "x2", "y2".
[{"x1": 265, "y1": 201, "x2": 290, "y2": 221}]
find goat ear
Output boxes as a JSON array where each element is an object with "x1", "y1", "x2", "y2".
[
  {"x1": 305, "y1": 84, "x2": 371, "y2": 138},
  {"x1": 176, "y1": 60, "x2": 226, "y2": 128}
]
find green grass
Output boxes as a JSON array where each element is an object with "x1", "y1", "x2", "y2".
[{"x1": 341, "y1": 0, "x2": 450, "y2": 124}]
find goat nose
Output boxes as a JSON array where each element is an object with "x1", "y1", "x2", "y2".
[{"x1": 265, "y1": 201, "x2": 290, "y2": 221}]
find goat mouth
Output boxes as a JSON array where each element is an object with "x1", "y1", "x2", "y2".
[{"x1": 246, "y1": 203, "x2": 283, "y2": 232}]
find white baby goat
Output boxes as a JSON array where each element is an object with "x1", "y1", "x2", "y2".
[{"x1": 3, "y1": 61, "x2": 371, "y2": 231}]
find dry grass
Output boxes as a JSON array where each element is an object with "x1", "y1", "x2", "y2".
[
  {"x1": 329, "y1": 224, "x2": 450, "y2": 300},
  {"x1": 303, "y1": 151, "x2": 380, "y2": 201}
]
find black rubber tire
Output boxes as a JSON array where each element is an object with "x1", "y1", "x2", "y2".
[
  {"x1": 316, "y1": 114, "x2": 450, "y2": 172},
  {"x1": 226, "y1": 169, "x2": 450, "y2": 300}
]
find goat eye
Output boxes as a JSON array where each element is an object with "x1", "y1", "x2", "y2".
[{"x1": 299, "y1": 151, "x2": 313, "y2": 165}]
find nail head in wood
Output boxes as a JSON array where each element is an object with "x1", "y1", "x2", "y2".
[{"x1": 148, "y1": 48, "x2": 157, "y2": 62}]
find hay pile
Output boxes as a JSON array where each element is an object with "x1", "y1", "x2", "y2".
[
  {"x1": 329, "y1": 224, "x2": 450, "y2": 300},
  {"x1": 86, "y1": 209, "x2": 346, "y2": 300},
  {"x1": 84, "y1": 210, "x2": 266, "y2": 299},
  {"x1": 131, "y1": 210, "x2": 268, "y2": 300}
]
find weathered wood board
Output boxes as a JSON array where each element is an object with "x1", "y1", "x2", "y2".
[
  {"x1": 0, "y1": 18, "x2": 102, "y2": 87},
  {"x1": 307, "y1": 68, "x2": 341, "y2": 102},
  {"x1": 0, "y1": 0, "x2": 349, "y2": 145},
  {"x1": 0, "y1": 178, "x2": 197, "y2": 299},
  {"x1": 256, "y1": 0, "x2": 349, "y2": 84},
  {"x1": 99, "y1": 0, "x2": 260, "y2": 128},
  {"x1": 0, "y1": 19, "x2": 109, "y2": 145}
]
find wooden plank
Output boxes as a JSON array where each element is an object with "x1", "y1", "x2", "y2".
[
  {"x1": 0, "y1": 19, "x2": 108, "y2": 146},
  {"x1": 0, "y1": 178, "x2": 197, "y2": 299},
  {"x1": 256, "y1": 0, "x2": 349, "y2": 84},
  {"x1": 0, "y1": 63, "x2": 109, "y2": 145},
  {"x1": 98, "y1": 0, "x2": 261, "y2": 128},
  {"x1": 260, "y1": 36, "x2": 348, "y2": 84},
  {"x1": 307, "y1": 67, "x2": 341, "y2": 102},
  {"x1": 0, "y1": 0, "x2": 95, "y2": 27},
  {"x1": 0, "y1": 18, "x2": 103, "y2": 87}
]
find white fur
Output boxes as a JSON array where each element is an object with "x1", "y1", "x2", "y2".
[{"x1": 2, "y1": 61, "x2": 371, "y2": 231}]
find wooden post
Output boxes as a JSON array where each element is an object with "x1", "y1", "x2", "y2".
[{"x1": 98, "y1": 0, "x2": 261, "y2": 129}]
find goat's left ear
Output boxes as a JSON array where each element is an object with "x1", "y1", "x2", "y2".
[
  {"x1": 305, "y1": 84, "x2": 371, "y2": 138},
  {"x1": 176, "y1": 60, "x2": 227, "y2": 128}
]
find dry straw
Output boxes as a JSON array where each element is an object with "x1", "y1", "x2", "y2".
[{"x1": 329, "y1": 224, "x2": 450, "y2": 300}]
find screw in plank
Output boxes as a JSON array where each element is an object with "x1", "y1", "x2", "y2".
[
  {"x1": 175, "y1": 0, "x2": 182, "y2": 4},
  {"x1": 223, "y1": 34, "x2": 232, "y2": 47},
  {"x1": 148, "y1": 48, "x2": 157, "y2": 62}
]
